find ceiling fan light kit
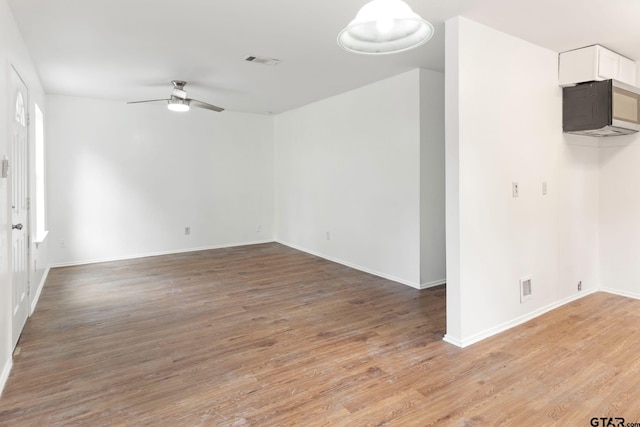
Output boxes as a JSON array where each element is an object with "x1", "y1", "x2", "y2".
[
  {"x1": 167, "y1": 98, "x2": 190, "y2": 112},
  {"x1": 337, "y1": 0, "x2": 434, "y2": 55}
]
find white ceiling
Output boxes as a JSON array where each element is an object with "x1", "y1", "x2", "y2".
[{"x1": 7, "y1": 0, "x2": 640, "y2": 114}]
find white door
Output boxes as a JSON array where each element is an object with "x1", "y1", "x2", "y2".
[{"x1": 11, "y1": 67, "x2": 29, "y2": 350}]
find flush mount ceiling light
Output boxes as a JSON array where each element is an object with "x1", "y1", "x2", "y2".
[
  {"x1": 167, "y1": 97, "x2": 190, "y2": 112},
  {"x1": 337, "y1": 0, "x2": 434, "y2": 55}
]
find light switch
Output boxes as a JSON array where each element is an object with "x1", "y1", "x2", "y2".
[{"x1": 1, "y1": 156, "x2": 8, "y2": 178}]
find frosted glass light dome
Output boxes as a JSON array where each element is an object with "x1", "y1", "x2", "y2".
[
  {"x1": 168, "y1": 98, "x2": 190, "y2": 112},
  {"x1": 337, "y1": 0, "x2": 434, "y2": 55}
]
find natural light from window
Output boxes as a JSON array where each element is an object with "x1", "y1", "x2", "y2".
[{"x1": 35, "y1": 103, "x2": 47, "y2": 243}]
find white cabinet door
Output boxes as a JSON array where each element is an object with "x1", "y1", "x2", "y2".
[
  {"x1": 558, "y1": 46, "x2": 598, "y2": 86},
  {"x1": 618, "y1": 56, "x2": 637, "y2": 86},
  {"x1": 597, "y1": 47, "x2": 620, "y2": 80},
  {"x1": 560, "y1": 45, "x2": 637, "y2": 86}
]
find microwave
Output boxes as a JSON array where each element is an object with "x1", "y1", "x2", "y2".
[{"x1": 563, "y1": 79, "x2": 640, "y2": 137}]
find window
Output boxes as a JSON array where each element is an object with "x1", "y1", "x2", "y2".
[{"x1": 34, "y1": 103, "x2": 47, "y2": 243}]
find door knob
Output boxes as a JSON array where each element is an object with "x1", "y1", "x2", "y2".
[{"x1": 12, "y1": 223, "x2": 23, "y2": 230}]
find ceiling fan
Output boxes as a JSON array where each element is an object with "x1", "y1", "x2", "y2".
[{"x1": 127, "y1": 80, "x2": 224, "y2": 112}]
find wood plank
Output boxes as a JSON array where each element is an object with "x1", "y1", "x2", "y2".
[{"x1": 1, "y1": 243, "x2": 640, "y2": 425}]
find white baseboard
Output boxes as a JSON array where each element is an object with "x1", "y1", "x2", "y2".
[
  {"x1": 0, "y1": 358, "x2": 12, "y2": 397},
  {"x1": 49, "y1": 240, "x2": 275, "y2": 268},
  {"x1": 442, "y1": 334, "x2": 463, "y2": 347},
  {"x1": 31, "y1": 267, "x2": 50, "y2": 315},
  {"x1": 420, "y1": 279, "x2": 446, "y2": 290},
  {"x1": 600, "y1": 287, "x2": 640, "y2": 301},
  {"x1": 276, "y1": 240, "x2": 421, "y2": 289},
  {"x1": 443, "y1": 288, "x2": 598, "y2": 348}
]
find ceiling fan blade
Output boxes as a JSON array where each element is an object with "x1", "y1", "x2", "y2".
[
  {"x1": 126, "y1": 99, "x2": 170, "y2": 105},
  {"x1": 188, "y1": 98, "x2": 224, "y2": 112}
]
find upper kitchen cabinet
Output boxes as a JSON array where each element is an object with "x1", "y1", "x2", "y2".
[{"x1": 559, "y1": 45, "x2": 636, "y2": 87}]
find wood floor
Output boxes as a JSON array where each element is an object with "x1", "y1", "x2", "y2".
[{"x1": 1, "y1": 243, "x2": 640, "y2": 426}]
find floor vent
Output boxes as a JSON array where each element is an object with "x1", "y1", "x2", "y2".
[{"x1": 520, "y1": 276, "x2": 532, "y2": 303}]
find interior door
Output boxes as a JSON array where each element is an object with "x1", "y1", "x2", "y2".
[{"x1": 11, "y1": 67, "x2": 29, "y2": 350}]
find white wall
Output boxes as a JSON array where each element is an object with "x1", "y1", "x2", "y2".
[
  {"x1": 599, "y1": 61, "x2": 640, "y2": 295},
  {"x1": 445, "y1": 17, "x2": 600, "y2": 347},
  {"x1": 47, "y1": 96, "x2": 274, "y2": 265},
  {"x1": 0, "y1": 0, "x2": 49, "y2": 395},
  {"x1": 274, "y1": 70, "x2": 423, "y2": 287},
  {"x1": 419, "y1": 69, "x2": 446, "y2": 287},
  {"x1": 599, "y1": 134, "x2": 640, "y2": 298},
  {"x1": 558, "y1": 136, "x2": 600, "y2": 300},
  {"x1": 445, "y1": 18, "x2": 462, "y2": 340}
]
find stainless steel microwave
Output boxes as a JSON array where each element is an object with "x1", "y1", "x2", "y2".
[{"x1": 563, "y1": 79, "x2": 640, "y2": 137}]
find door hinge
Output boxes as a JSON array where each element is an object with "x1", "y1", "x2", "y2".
[{"x1": 26, "y1": 196, "x2": 30, "y2": 211}]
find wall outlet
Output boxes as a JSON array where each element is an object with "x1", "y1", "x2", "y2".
[
  {"x1": 512, "y1": 182, "x2": 519, "y2": 198},
  {"x1": 578, "y1": 281, "x2": 582, "y2": 291},
  {"x1": 326, "y1": 231, "x2": 331, "y2": 241},
  {"x1": 184, "y1": 227, "x2": 190, "y2": 236}
]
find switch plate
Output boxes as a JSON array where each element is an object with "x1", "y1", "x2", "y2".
[
  {"x1": 185, "y1": 227, "x2": 190, "y2": 235},
  {"x1": 512, "y1": 182, "x2": 519, "y2": 198},
  {"x1": 520, "y1": 276, "x2": 533, "y2": 302},
  {"x1": 1, "y1": 156, "x2": 8, "y2": 178}
]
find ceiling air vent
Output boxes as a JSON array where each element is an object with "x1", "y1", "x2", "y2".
[{"x1": 245, "y1": 56, "x2": 281, "y2": 66}]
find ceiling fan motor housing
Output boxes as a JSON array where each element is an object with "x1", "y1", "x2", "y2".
[{"x1": 171, "y1": 80, "x2": 188, "y2": 99}]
